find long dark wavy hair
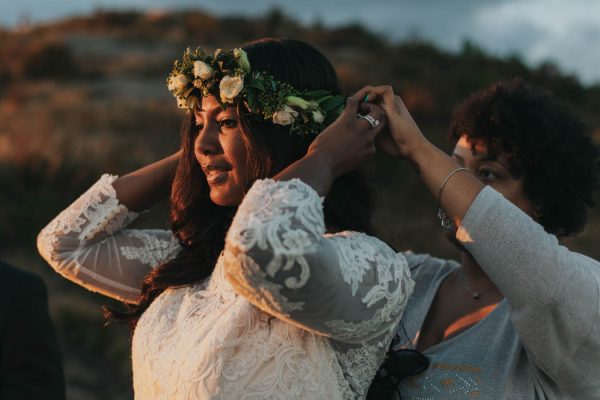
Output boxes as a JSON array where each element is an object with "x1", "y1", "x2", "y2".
[{"x1": 107, "y1": 38, "x2": 375, "y2": 327}]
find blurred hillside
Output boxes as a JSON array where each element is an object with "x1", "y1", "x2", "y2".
[{"x1": 1, "y1": 8, "x2": 598, "y2": 399}]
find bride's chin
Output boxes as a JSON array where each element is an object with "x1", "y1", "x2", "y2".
[{"x1": 209, "y1": 186, "x2": 244, "y2": 207}]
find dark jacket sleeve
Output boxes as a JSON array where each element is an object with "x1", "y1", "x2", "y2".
[{"x1": 0, "y1": 261, "x2": 66, "y2": 400}]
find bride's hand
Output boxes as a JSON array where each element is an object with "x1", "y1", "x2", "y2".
[
  {"x1": 353, "y1": 85, "x2": 427, "y2": 160},
  {"x1": 307, "y1": 96, "x2": 386, "y2": 178}
]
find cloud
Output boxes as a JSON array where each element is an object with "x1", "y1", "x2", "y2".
[
  {"x1": 3, "y1": 0, "x2": 600, "y2": 84},
  {"x1": 471, "y1": 0, "x2": 600, "y2": 83}
]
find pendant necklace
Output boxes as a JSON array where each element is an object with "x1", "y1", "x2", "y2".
[{"x1": 460, "y1": 271, "x2": 496, "y2": 300}]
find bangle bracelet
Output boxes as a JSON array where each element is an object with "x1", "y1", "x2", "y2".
[
  {"x1": 437, "y1": 167, "x2": 470, "y2": 231},
  {"x1": 437, "y1": 167, "x2": 469, "y2": 204}
]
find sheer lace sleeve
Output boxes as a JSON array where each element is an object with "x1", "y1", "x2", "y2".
[
  {"x1": 223, "y1": 178, "x2": 414, "y2": 343},
  {"x1": 37, "y1": 174, "x2": 181, "y2": 304}
]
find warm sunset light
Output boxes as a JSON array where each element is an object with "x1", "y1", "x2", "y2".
[
  {"x1": 444, "y1": 304, "x2": 499, "y2": 339},
  {"x1": 2, "y1": 2, "x2": 598, "y2": 399}
]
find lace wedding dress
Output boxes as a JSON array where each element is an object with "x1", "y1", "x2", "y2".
[{"x1": 38, "y1": 175, "x2": 414, "y2": 399}]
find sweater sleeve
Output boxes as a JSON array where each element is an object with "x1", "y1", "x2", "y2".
[{"x1": 456, "y1": 185, "x2": 600, "y2": 394}]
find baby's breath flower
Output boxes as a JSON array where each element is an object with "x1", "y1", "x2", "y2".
[{"x1": 193, "y1": 79, "x2": 203, "y2": 89}]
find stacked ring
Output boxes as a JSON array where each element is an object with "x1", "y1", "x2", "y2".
[{"x1": 357, "y1": 114, "x2": 380, "y2": 129}]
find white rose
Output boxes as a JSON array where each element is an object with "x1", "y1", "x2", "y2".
[
  {"x1": 233, "y1": 48, "x2": 251, "y2": 73},
  {"x1": 219, "y1": 75, "x2": 244, "y2": 103},
  {"x1": 286, "y1": 96, "x2": 310, "y2": 110},
  {"x1": 312, "y1": 109, "x2": 325, "y2": 124},
  {"x1": 272, "y1": 105, "x2": 299, "y2": 126},
  {"x1": 193, "y1": 61, "x2": 214, "y2": 80},
  {"x1": 168, "y1": 74, "x2": 189, "y2": 92}
]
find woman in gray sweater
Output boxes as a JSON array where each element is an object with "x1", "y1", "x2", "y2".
[{"x1": 363, "y1": 80, "x2": 600, "y2": 399}]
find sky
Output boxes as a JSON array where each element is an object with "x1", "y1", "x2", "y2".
[{"x1": 2, "y1": 0, "x2": 600, "y2": 85}]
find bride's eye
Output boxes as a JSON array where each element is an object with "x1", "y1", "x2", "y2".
[{"x1": 219, "y1": 118, "x2": 238, "y2": 129}]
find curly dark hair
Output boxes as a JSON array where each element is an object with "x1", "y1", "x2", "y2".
[
  {"x1": 449, "y1": 78, "x2": 599, "y2": 236},
  {"x1": 106, "y1": 38, "x2": 375, "y2": 326}
]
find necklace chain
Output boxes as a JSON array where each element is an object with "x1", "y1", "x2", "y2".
[{"x1": 460, "y1": 271, "x2": 496, "y2": 299}]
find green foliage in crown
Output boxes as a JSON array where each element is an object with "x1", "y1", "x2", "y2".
[{"x1": 166, "y1": 47, "x2": 346, "y2": 136}]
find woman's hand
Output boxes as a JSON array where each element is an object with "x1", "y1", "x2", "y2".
[
  {"x1": 353, "y1": 85, "x2": 427, "y2": 160},
  {"x1": 274, "y1": 96, "x2": 385, "y2": 196},
  {"x1": 307, "y1": 96, "x2": 386, "y2": 179},
  {"x1": 353, "y1": 84, "x2": 485, "y2": 227}
]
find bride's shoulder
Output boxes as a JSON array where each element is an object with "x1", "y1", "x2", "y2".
[
  {"x1": 324, "y1": 231, "x2": 400, "y2": 258},
  {"x1": 400, "y1": 251, "x2": 459, "y2": 282}
]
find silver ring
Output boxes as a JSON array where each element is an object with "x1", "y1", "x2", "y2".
[{"x1": 356, "y1": 113, "x2": 380, "y2": 129}]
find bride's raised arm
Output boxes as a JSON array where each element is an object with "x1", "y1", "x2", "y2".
[
  {"x1": 37, "y1": 152, "x2": 181, "y2": 304},
  {"x1": 223, "y1": 97, "x2": 414, "y2": 343}
]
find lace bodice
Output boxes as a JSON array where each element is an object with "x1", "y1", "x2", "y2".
[{"x1": 38, "y1": 175, "x2": 414, "y2": 399}]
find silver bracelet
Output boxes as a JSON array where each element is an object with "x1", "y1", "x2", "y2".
[
  {"x1": 437, "y1": 167, "x2": 470, "y2": 231},
  {"x1": 438, "y1": 167, "x2": 469, "y2": 203}
]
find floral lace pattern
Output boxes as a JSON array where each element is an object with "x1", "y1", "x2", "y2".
[
  {"x1": 37, "y1": 174, "x2": 136, "y2": 259},
  {"x1": 37, "y1": 174, "x2": 181, "y2": 303},
  {"x1": 40, "y1": 176, "x2": 414, "y2": 399},
  {"x1": 121, "y1": 231, "x2": 181, "y2": 267}
]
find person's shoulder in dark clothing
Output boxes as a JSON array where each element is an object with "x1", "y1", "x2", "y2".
[{"x1": 0, "y1": 260, "x2": 66, "y2": 400}]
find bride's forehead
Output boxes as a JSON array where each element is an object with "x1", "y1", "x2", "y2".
[{"x1": 194, "y1": 96, "x2": 235, "y2": 116}]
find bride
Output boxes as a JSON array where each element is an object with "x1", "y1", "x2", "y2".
[{"x1": 37, "y1": 38, "x2": 414, "y2": 399}]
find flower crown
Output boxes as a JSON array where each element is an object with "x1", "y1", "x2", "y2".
[{"x1": 166, "y1": 47, "x2": 346, "y2": 136}]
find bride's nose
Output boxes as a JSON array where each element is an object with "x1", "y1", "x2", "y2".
[{"x1": 195, "y1": 120, "x2": 221, "y2": 156}]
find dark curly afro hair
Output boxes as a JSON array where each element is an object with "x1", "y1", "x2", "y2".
[{"x1": 449, "y1": 78, "x2": 599, "y2": 236}]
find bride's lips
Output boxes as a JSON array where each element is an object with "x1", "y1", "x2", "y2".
[{"x1": 202, "y1": 164, "x2": 231, "y2": 185}]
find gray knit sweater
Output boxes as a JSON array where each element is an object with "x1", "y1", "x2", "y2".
[{"x1": 393, "y1": 186, "x2": 600, "y2": 399}]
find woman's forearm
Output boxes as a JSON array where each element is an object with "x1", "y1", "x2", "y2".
[
  {"x1": 355, "y1": 85, "x2": 485, "y2": 227},
  {"x1": 407, "y1": 138, "x2": 484, "y2": 228},
  {"x1": 272, "y1": 151, "x2": 335, "y2": 196},
  {"x1": 112, "y1": 151, "x2": 181, "y2": 212}
]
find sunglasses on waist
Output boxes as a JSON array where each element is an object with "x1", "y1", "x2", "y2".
[{"x1": 366, "y1": 348, "x2": 429, "y2": 399}]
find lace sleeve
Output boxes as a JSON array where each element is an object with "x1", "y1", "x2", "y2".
[
  {"x1": 37, "y1": 174, "x2": 181, "y2": 304},
  {"x1": 223, "y1": 178, "x2": 414, "y2": 343}
]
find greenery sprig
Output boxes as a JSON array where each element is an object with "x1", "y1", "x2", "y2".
[{"x1": 166, "y1": 47, "x2": 345, "y2": 136}]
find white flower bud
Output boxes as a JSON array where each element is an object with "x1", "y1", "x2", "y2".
[
  {"x1": 312, "y1": 110, "x2": 325, "y2": 124},
  {"x1": 233, "y1": 48, "x2": 251, "y2": 73},
  {"x1": 286, "y1": 96, "x2": 310, "y2": 110}
]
